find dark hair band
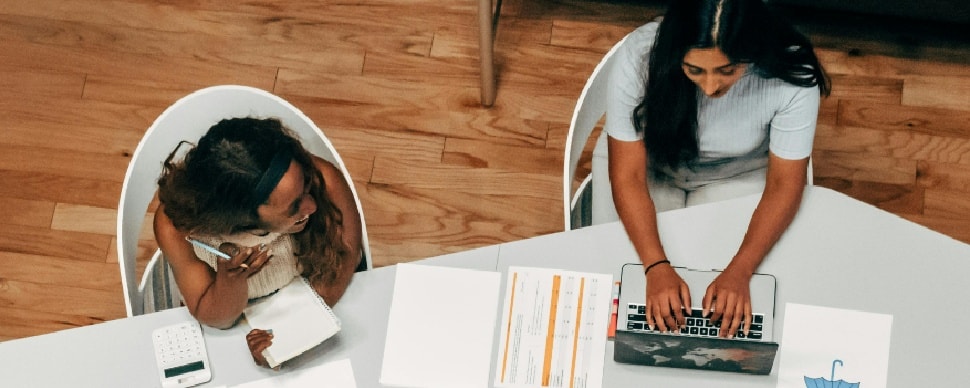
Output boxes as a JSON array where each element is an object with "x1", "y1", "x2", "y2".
[{"x1": 251, "y1": 148, "x2": 293, "y2": 207}]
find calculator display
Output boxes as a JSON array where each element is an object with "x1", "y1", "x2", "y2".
[{"x1": 164, "y1": 360, "x2": 205, "y2": 378}]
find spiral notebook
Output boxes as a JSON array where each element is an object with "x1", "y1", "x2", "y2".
[{"x1": 243, "y1": 276, "x2": 341, "y2": 368}]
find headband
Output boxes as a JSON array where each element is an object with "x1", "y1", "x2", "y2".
[{"x1": 251, "y1": 148, "x2": 293, "y2": 207}]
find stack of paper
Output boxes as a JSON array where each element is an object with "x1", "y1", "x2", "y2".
[{"x1": 380, "y1": 263, "x2": 502, "y2": 388}]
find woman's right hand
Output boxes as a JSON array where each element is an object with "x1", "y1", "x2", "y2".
[
  {"x1": 645, "y1": 265, "x2": 692, "y2": 333},
  {"x1": 214, "y1": 243, "x2": 272, "y2": 279}
]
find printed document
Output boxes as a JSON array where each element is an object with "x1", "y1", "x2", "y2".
[{"x1": 494, "y1": 266, "x2": 612, "y2": 388}]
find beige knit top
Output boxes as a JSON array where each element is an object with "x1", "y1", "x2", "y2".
[{"x1": 189, "y1": 231, "x2": 302, "y2": 299}]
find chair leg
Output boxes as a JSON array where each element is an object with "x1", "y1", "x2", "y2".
[{"x1": 478, "y1": 0, "x2": 496, "y2": 107}]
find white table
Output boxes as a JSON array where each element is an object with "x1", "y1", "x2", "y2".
[
  {"x1": 0, "y1": 244, "x2": 501, "y2": 388},
  {"x1": 494, "y1": 186, "x2": 970, "y2": 387},
  {"x1": 2, "y1": 187, "x2": 967, "y2": 387}
]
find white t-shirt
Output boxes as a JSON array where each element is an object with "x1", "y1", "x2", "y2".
[{"x1": 604, "y1": 21, "x2": 820, "y2": 187}]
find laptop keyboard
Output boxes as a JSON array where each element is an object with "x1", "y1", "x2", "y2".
[{"x1": 626, "y1": 303, "x2": 765, "y2": 340}]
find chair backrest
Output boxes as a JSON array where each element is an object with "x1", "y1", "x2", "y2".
[
  {"x1": 563, "y1": 36, "x2": 629, "y2": 230},
  {"x1": 117, "y1": 85, "x2": 372, "y2": 317}
]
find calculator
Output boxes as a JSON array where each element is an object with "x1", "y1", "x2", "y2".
[{"x1": 151, "y1": 321, "x2": 213, "y2": 388}]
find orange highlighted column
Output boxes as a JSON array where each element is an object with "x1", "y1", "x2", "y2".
[
  {"x1": 541, "y1": 275, "x2": 561, "y2": 386},
  {"x1": 569, "y1": 278, "x2": 586, "y2": 388}
]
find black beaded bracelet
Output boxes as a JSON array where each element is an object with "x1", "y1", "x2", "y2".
[{"x1": 643, "y1": 260, "x2": 671, "y2": 275}]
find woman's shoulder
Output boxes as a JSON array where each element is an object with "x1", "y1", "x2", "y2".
[
  {"x1": 615, "y1": 18, "x2": 663, "y2": 64},
  {"x1": 752, "y1": 72, "x2": 820, "y2": 100},
  {"x1": 311, "y1": 155, "x2": 344, "y2": 185},
  {"x1": 737, "y1": 70, "x2": 821, "y2": 111},
  {"x1": 612, "y1": 19, "x2": 662, "y2": 77},
  {"x1": 153, "y1": 204, "x2": 182, "y2": 245},
  {"x1": 310, "y1": 155, "x2": 359, "y2": 214}
]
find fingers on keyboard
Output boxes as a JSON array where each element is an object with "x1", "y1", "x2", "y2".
[{"x1": 626, "y1": 304, "x2": 764, "y2": 340}]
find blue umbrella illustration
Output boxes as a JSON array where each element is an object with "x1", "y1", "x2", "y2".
[{"x1": 804, "y1": 359, "x2": 860, "y2": 388}]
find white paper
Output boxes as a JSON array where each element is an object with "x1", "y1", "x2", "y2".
[
  {"x1": 777, "y1": 303, "x2": 893, "y2": 388},
  {"x1": 243, "y1": 277, "x2": 340, "y2": 368},
  {"x1": 380, "y1": 263, "x2": 502, "y2": 388},
  {"x1": 494, "y1": 266, "x2": 613, "y2": 388},
  {"x1": 232, "y1": 358, "x2": 356, "y2": 388}
]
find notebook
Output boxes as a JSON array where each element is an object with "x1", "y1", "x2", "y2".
[
  {"x1": 613, "y1": 263, "x2": 780, "y2": 375},
  {"x1": 243, "y1": 276, "x2": 341, "y2": 369}
]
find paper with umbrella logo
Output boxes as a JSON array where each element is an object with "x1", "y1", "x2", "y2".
[{"x1": 776, "y1": 303, "x2": 892, "y2": 388}]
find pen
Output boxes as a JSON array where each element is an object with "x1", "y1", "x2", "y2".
[{"x1": 185, "y1": 237, "x2": 248, "y2": 268}]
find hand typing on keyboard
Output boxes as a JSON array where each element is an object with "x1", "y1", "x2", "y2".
[
  {"x1": 643, "y1": 264, "x2": 692, "y2": 334},
  {"x1": 702, "y1": 267, "x2": 754, "y2": 339},
  {"x1": 627, "y1": 304, "x2": 765, "y2": 340},
  {"x1": 642, "y1": 263, "x2": 758, "y2": 339}
]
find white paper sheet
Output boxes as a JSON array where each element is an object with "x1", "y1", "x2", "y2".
[
  {"x1": 494, "y1": 266, "x2": 613, "y2": 388},
  {"x1": 777, "y1": 303, "x2": 893, "y2": 388},
  {"x1": 379, "y1": 263, "x2": 502, "y2": 388},
  {"x1": 232, "y1": 358, "x2": 356, "y2": 388}
]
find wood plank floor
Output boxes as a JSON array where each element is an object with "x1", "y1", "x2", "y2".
[{"x1": 1, "y1": 0, "x2": 967, "y2": 341}]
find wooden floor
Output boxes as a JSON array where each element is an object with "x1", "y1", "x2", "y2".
[{"x1": 1, "y1": 0, "x2": 967, "y2": 342}]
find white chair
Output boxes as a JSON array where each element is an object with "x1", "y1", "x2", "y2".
[
  {"x1": 563, "y1": 36, "x2": 629, "y2": 230},
  {"x1": 563, "y1": 36, "x2": 814, "y2": 230},
  {"x1": 117, "y1": 85, "x2": 372, "y2": 317}
]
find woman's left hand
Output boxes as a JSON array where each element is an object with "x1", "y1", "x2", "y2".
[
  {"x1": 246, "y1": 329, "x2": 275, "y2": 369},
  {"x1": 702, "y1": 266, "x2": 753, "y2": 338}
]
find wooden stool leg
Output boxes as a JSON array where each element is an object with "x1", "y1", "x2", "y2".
[{"x1": 478, "y1": 0, "x2": 496, "y2": 107}]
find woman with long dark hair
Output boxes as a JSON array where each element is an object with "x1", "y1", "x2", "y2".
[
  {"x1": 605, "y1": 0, "x2": 829, "y2": 339},
  {"x1": 154, "y1": 117, "x2": 363, "y2": 366}
]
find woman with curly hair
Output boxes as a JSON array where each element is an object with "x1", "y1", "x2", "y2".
[{"x1": 153, "y1": 117, "x2": 363, "y2": 367}]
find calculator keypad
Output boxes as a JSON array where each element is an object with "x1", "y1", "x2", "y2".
[
  {"x1": 152, "y1": 321, "x2": 211, "y2": 387},
  {"x1": 154, "y1": 323, "x2": 206, "y2": 367}
]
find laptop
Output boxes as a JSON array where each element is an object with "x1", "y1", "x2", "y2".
[{"x1": 613, "y1": 263, "x2": 780, "y2": 375}]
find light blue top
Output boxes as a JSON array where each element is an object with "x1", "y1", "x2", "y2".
[{"x1": 604, "y1": 21, "x2": 820, "y2": 189}]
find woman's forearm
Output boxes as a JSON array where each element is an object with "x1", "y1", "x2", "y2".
[
  {"x1": 731, "y1": 186, "x2": 802, "y2": 273},
  {"x1": 608, "y1": 138, "x2": 668, "y2": 265},
  {"x1": 613, "y1": 177, "x2": 668, "y2": 265},
  {"x1": 191, "y1": 277, "x2": 250, "y2": 329},
  {"x1": 730, "y1": 156, "x2": 808, "y2": 273}
]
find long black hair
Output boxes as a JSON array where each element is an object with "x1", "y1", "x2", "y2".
[
  {"x1": 158, "y1": 117, "x2": 347, "y2": 285},
  {"x1": 633, "y1": 0, "x2": 830, "y2": 173}
]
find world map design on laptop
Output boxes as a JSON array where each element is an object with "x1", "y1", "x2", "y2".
[{"x1": 614, "y1": 330, "x2": 777, "y2": 374}]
